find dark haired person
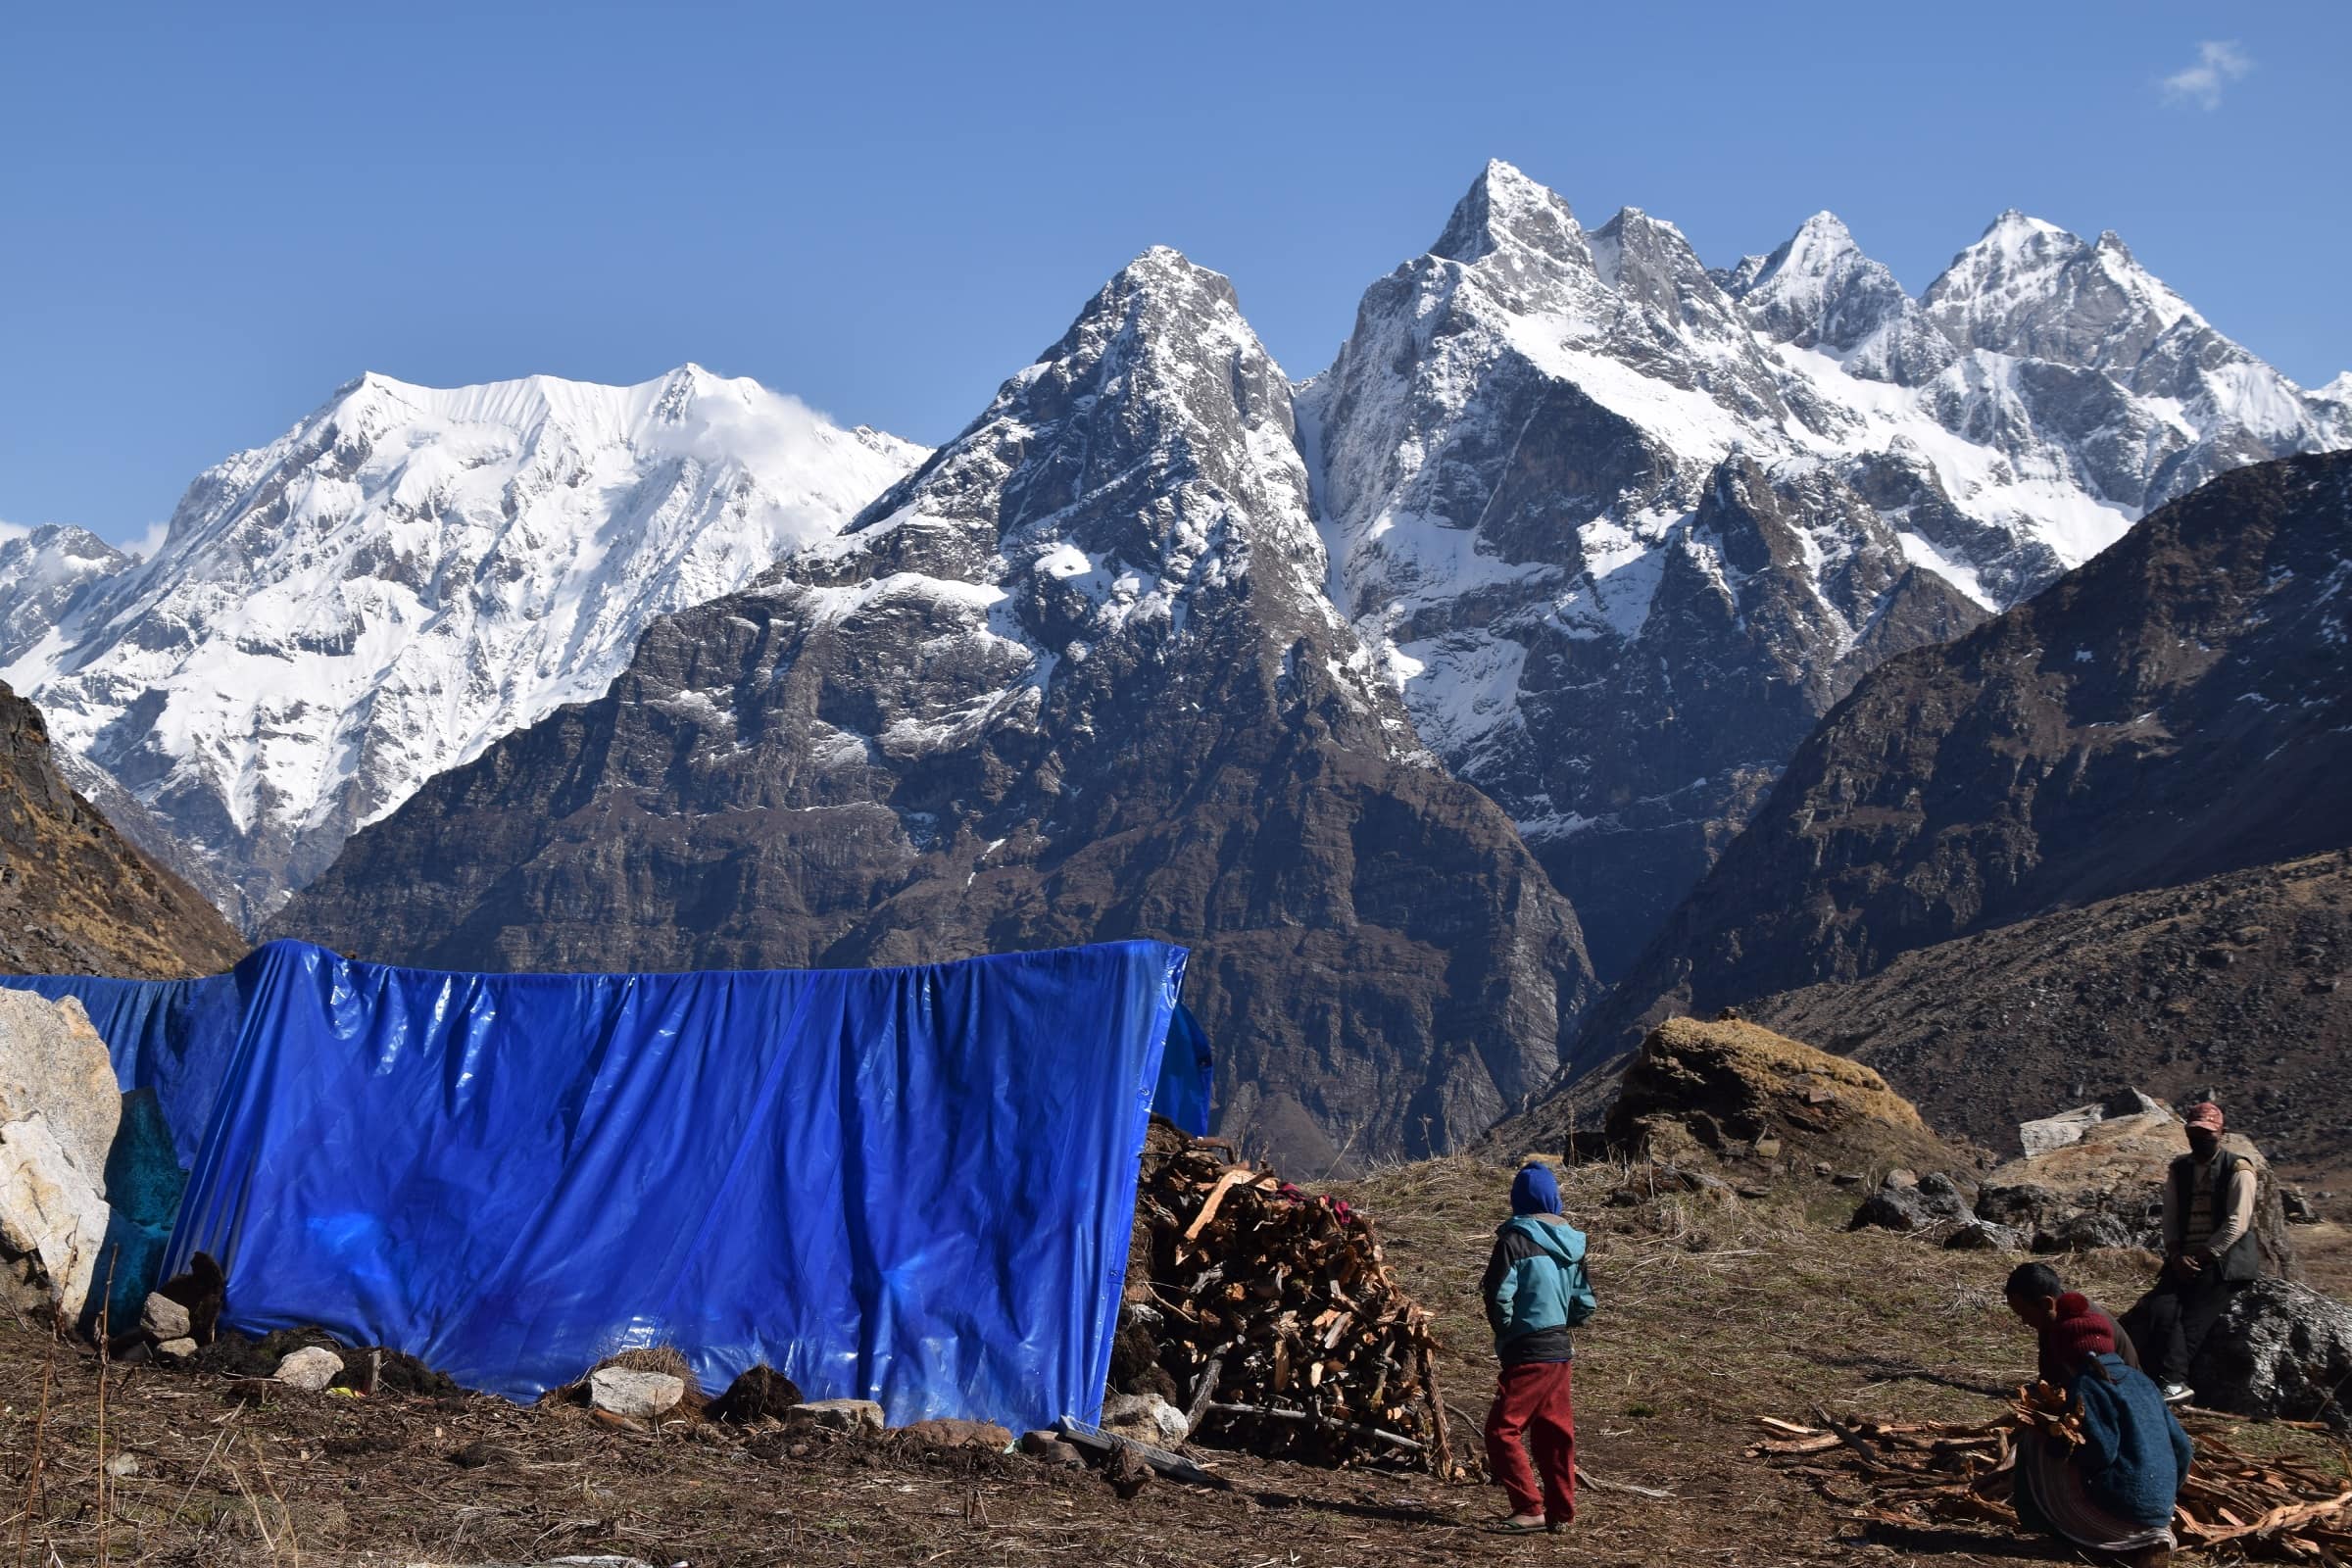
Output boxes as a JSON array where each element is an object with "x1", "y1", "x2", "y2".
[
  {"x1": 2005, "y1": 1261, "x2": 2140, "y2": 1385},
  {"x1": 1478, "y1": 1162, "x2": 1593, "y2": 1535},
  {"x1": 2127, "y1": 1101, "x2": 2258, "y2": 1403},
  {"x1": 2007, "y1": 1293, "x2": 2192, "y2": 1565}
]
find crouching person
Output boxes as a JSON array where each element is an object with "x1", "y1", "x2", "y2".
[
  {"x1": 2010, "y1": 1292, "x2": 2193, "y2": 1566},
  {"x1": 1480, "y1": 1163, "x2": 1594, "y2": 1535}
]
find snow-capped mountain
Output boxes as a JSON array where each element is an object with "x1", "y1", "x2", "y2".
[
  {"x1": 1302, "y1": 161, "x2": 2347, "y2": 976},
  {"x1": 0, "y1": 367, "x2": 924, "y2": 927},
  {"x1": 0, "y1": 526, "x2": 133, "y2": 667},
  {"x1": 275, "y1": 248, "x2": 1595, "y2": 1170}
]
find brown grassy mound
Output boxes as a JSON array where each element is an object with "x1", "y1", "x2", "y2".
[{"x1": 1602, "y1": 1015, "x2": 1965, "y2": 1178}]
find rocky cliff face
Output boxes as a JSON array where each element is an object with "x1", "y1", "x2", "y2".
[
  {"x1": 0, "y1": 681, "x2": 245, "y2": 978},
  {"x1": 1750, "y1": 853, "x2": 2352, "y2": 1178},
  {"x1": 1302, "y1": 165, "x2": 2344, "y2": 978},
  {"x1": 1570, "y1": 450, "x2": 2352, "y2": 1073},
  {"x1": 0, "y1": 370, "x2": 922, "y2": 928},
  {"x1": 274, "y1": 250, "x2": 1596, "y2": 1169}
]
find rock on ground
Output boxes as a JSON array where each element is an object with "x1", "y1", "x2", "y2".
[
  {"x1": 588, "y1": 1367, "x2": 685, "y2": 1419},
  {"x1": 1944, "y1": 1220, "x2": 2029, "y2": 1251},
  {"x1": 0, "y1": 990, "x2": 154, "y2": 1327},
  {"x1": 1100, "y1": 1392, "x2": 1191, "y2": 1446},
  {"x1": 784, "y1": 1398, "x2": 884, "y2": 1436},
  {"x1": 139, "y1": 1291, "x2": 190, "y2": 1341},
  {"x1": 273, "y1": 1345, "x2": 346, "y2": 1392},
  {"x1": 2187, "y1": 1279, "x2": 2352, "y2": 1432},
  {"x1": 899, "y1": 1418, "x2": 1012, "y2": 1449}
]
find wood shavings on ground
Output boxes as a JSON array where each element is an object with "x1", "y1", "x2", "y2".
[{"x1": 1750, "y1": 1398, "x2": 2352, "y2": 1561}]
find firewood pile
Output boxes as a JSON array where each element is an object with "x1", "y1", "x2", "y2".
[
  {"x1": 1750, "y1": 1395, "x2": 2352, "y2": 1559},
  {"x1": 1124, "y1": 1125, "x2": 1456, "y2": 1475}
]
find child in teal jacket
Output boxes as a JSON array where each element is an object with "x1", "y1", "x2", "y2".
[{"x1": 1479, "y1": 1164, "x2": 1592, "y2": 1534}]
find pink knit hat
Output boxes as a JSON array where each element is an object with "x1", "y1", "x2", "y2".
[{"x1": 2185, "y1": 1102, "x2": 2226, "y2": 1133}]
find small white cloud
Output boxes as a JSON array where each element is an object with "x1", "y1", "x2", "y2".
[
  {"x1": 2162, "y1": 40, "x2": 2252, "y2": 110},
  {"x1": 0, "y1": 518, "x2": 26, "y2": 545},
  {"x1": 127, "y1": 519, "x2": 172, "y2": 563}
]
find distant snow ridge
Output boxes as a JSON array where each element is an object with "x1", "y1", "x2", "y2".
[
  {"x1": 0, "y1": 366, "x2": 924, "y2": 927},
  {"x1": 1301, "y1": 160, "x2": 2348, "y2": 976}
]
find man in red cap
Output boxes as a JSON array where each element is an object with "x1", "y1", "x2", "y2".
[{"x1": 2128, "y1": 1101, "x2": 2259, "y2": 1403}]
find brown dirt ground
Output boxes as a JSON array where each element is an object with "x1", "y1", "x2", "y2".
[{"x1": 3, "y1": 1156, "x2": 2343, "y2": 1566}]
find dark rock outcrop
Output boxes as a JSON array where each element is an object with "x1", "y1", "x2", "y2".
[
  {"x1": 1571, "y1": 452, "x2": 2352, "y2": 1072},
  {"x1": 274, "y1": 250, "x2": 1595, "y2": 1169},
  {"x1": 0, "y1": 680, "x2": 245, "y2": 979},
  {"x1": 2184, "y1": 1279, "x2": 2352, "y2": 1432}
]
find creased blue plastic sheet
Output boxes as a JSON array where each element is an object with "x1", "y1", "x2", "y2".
[
  {"x1": 6, "y1": 937, "x2": 1185, "y2": 1433},
  {"x1": 6, "y1": 964, "x2": 247, "y2": 1166}
]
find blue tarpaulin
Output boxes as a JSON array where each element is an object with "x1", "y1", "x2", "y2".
[{"x1": 4, "y1": 937, "x2": 1192, "y2": 1433}]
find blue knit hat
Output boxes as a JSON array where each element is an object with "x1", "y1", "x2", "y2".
[{"x1": 1510, "y1": 1163, "x2": 1562, "y2": 1215}]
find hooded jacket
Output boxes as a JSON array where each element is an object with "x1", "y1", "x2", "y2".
[
  {"x1": 2071, "y1": 1352, "x2": 2196, "y2": 1527},
  {"x1": 1480, "y1": 1213, "x2": 1592, "y2": 1366}
]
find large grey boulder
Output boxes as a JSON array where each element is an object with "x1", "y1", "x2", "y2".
[
  {"x1": 0, "y1": 991, "x2": 122, "y2": 1322},
  {"x1": 0, "y1": 991, "x2": 120, "y2": 1178},
  {"x1": 2187, "y1": 1279, "x2": 2352, "y2": 1433}
]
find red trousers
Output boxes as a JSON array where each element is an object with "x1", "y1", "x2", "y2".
[{"x1": 1485, "y1": 1360, "x2": 1575, "y2": 1521}]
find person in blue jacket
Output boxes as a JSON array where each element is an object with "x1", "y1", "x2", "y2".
[
  {"x1": 2010, "y1": 1292, "x2": 2194, "y2": 1565},
  {"x1": 1478, "y1": 1162, "x2": 1594, "y2": 1534}
]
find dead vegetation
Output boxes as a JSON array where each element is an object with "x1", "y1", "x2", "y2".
[{"x1": 0, "y1": 1152, "x2": 2344, "y2": 1565}]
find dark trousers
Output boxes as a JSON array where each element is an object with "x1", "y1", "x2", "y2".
[
  {"x1": 2131, "y1": 1272, "x2": 2245, "y2": 1384},
  {"x1": 1485, "y1": 1360, "x2": 1575, "y2": 1521}
]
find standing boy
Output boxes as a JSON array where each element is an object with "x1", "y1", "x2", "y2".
[{"x1": 1479, "y1": 1162, "x2": 1593, "y2": 1534}]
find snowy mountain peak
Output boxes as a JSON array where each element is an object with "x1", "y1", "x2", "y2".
[
  {"x1": 1924, "y1": 211, "x2": 2199, "y2": 368},
  {"x1": 1728, "y1": 209, "x2": 1952, "y2": 385},
  {"x1": 0, "y1": 525, "x2": 133, "y2": 665},
  {"x1": 1432, "y1": 159, "x2": 1592, "y2": 272},
  {"x1": 839, "y1": 246, "x2": 1332, "y2": 637},
  {"x1": 2, "y1": 367, "x2": 926, "y2": 927}
]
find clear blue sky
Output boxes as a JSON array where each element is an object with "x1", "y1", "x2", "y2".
[{"x1": 6, "y1": 1, "x2": 2347, "y2": 546}]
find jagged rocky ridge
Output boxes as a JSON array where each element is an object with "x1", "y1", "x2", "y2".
[
  {"x1": 1302, "y1": 165, "x2": 2346, "y2": 976},
  {"x1": 0, "y1": 679, "x2": 246, "y2": 978},
  {"x1": 1566, "y1": 450, "x2": 2352, "y2": 1082},
  {"x1": 8, "y1": 162, "x2": 2342, "y2": 976},
  {"x1": 0, "y1": 370, "x2": 923, "y2": 928},
  {"x1": 275, "y1": 250, "x2": 1596, "y2": 1170}
]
